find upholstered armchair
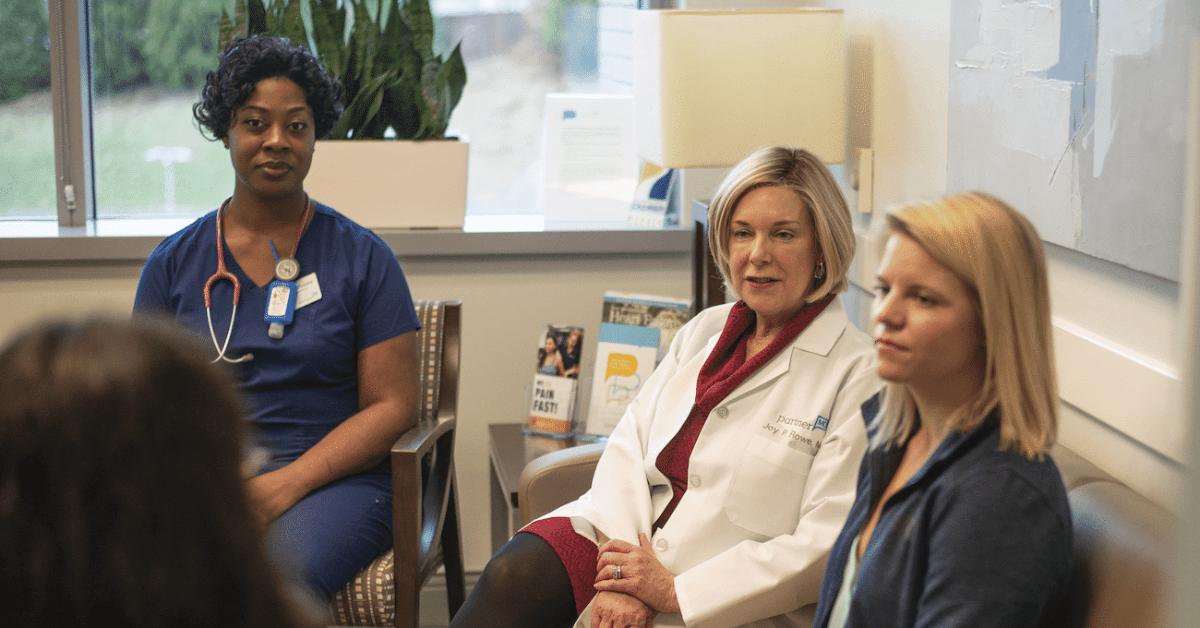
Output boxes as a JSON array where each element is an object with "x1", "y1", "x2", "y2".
[
  {"x1": 517, "y1": 442, "x2": 606, "y2": 526},
  {"x1": 328, "y1": 300, "x2": 466, "y2": 628}
]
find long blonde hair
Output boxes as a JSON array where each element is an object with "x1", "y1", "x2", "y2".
[
  {"x1": 706, "y1": 145, "x2": 855, "y2": 304},
  {"x1": 873, "y1": 192, "x2": 1057, "y2": 459}
]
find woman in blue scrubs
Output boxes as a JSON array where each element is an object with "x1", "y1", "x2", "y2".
[{"x1": 134, "y1": 35, "x2": 421, "y2": 601}]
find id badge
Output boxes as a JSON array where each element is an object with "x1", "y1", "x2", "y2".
[{"x1": 265, "y1": 279, "x2": 297, "y2": 325}]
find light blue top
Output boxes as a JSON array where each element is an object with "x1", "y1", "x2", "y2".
[{"x1": 826, "y1": 534, "x2": 861, "y2": 628}]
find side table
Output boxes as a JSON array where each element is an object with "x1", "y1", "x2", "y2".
[{"x1": 488, "y1": 423, "x2": 582, "y2": 555}]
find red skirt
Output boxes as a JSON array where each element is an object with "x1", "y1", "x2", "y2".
[{"x1": 520, "y1": 516, "x2": 599, "y2": 614}]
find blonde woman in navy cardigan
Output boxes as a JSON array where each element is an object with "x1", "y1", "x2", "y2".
[{"x1": 813, "y1": 192, "x2": 1073, "y2": 628}]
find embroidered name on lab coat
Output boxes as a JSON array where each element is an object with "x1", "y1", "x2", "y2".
[{"x1": 761, "y1": 414, "x2": 829, "y2": 455}]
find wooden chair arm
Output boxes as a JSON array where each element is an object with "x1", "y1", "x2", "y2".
[
  {"x1": 390, "y1": 414, "x2": 459, "y2": 605},
  {"x1": 391, "y1": 415, "x2": 455, "y2": 457}
]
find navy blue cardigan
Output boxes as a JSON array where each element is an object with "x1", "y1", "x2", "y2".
[{"x1": 812, "y1": 394, "x2": 1073, "y2": 628}]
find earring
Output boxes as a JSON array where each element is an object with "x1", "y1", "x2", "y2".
[{"x1": 814, "y1": 262, "x2": 826, "y2": 282}]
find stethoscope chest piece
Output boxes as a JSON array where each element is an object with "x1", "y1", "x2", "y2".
[{"x1": 274, "y1": 257, "x2": 300, "y2": 282}]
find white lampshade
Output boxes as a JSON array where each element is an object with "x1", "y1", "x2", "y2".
[{"x1": 634, "y1": 9, "x2": 846, "y2": 168}]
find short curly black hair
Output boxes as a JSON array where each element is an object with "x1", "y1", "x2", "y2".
[{"x1": 193, "y1": 34, "x2": 344, "y2": 141}]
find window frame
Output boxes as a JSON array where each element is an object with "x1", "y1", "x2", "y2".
[{"x1": 46, "y1": 0, "x2": 94, "y2": 227}]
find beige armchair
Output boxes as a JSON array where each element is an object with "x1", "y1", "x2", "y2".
[
  {"x1": 1052, "y1": 444, "x2": 1174, "y2": 628},
  {"x1": 517, "y1": 442, "x2": 606, "y2": 526}
]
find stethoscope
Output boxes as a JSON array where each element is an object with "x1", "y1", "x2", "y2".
[{"x1": 204, "y1": 196, "x2": 311, "y2": 363}]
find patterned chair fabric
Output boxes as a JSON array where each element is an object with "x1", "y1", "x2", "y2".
[
  {"x1": 413, "y1": 300, "x2": 446, "y2": 422},
  {"x1": 328, "y1": 300, "x2": 465, "y2": 627}
]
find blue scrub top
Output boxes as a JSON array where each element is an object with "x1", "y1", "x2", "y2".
[{"x1": 134, "y1": 201, "x2": 420, "y2": 464}]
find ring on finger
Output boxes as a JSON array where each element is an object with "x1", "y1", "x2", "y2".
[{"x1": 613, "y1": 564, "x2": 623, "y2": 580}]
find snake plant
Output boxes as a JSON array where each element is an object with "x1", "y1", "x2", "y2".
[{"x1": 220, "y1": 0, "x2": 467, "y2": 140}]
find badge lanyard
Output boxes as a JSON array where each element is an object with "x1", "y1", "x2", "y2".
[{"x1": 265, "y1": 199, "x2": 311, "y2": 339}]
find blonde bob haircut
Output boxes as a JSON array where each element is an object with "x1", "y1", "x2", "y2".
[
  {"x1": 874, "y1": 191, "x2": 1057, "y2": 459},
  {"x1": 707, "y1": 145, "x2": 855, "y2": 304}
]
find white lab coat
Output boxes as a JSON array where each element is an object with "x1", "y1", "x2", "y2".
[{"x1": 541, "y1": 298, "x2": 880, "y2": 628}]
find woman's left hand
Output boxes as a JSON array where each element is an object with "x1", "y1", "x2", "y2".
[
  {"x1": 594, "y1": 533, "x2": 680, "y2": 614},
  {"x1": 246, "y1": 467, "x2": 307, "y2": 529}
]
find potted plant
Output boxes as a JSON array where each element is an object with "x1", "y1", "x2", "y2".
[{"x1": 220, "y1": 0, "x2": 469, "y2": 229}]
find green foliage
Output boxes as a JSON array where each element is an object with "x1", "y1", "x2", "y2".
[
  {"x1": 89, "y1": 0, "x2": 151, "y2": 93},
  {"x1": 220, "y1": 0, "x2": 466, "y2": 140},
  {"x1": 0, "y1": 0, "x2": 52, "y2": 102},
  {"x1": 0, "y1": 0, "x2": 224, "y2": 103},
  {"x1": 143, "y1": 0, "x2": 226, "y2": 89},
  {"x1": 90, "y1": 0, "x2": 223, "y2": 95}
]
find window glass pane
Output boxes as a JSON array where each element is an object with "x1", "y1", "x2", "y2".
[
  {"x1": 435, "y1": 0, "x2": 634, "y2": 215},
  {"x1": 0, "y1": 0, "x2": 56, "y2": 221},
  {"x1": 79, "y1": 0, "x2": 635, "y2": 222},
  {"x1": 90, "y1": 0, "x2": 229, "y2": 220}
]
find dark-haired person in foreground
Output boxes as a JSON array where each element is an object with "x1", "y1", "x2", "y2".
[
  {"x1": 133, "y1": 35, "x2": 421, "y2": 600},
  {"x1": 0, "y1": 317, "x2": 322, "y2": 628}
]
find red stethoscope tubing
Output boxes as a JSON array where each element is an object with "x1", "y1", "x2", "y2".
[{"x1": 204, "y1": 197, "x2": 310, "y2": 363}]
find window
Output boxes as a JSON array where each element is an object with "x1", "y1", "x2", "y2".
[
  {"x1": 89, "y1": 0, "x2": 227, "y2": 220},
  {"x1": 5, "y1": 0, "x2": 644, "y2": 229},
  {"x1": 434, "y1": 0, "x2": 636, "y2": 215},
  {"x1": 0, "y1": 0, "x2": 56, "y2": 220}
]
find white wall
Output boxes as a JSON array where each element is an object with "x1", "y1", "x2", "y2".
[{"x1": 0, "y1": 263, "x2": 143, "y2": 331}]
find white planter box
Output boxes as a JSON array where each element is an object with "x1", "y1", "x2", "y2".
[{"x1": 304, "y1": 139, "x2": 469, "y2": 230}]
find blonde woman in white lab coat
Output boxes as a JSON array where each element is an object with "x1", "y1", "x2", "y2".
[{"x1": 450, "y1": 146, "x2": 881, "y2": 628}]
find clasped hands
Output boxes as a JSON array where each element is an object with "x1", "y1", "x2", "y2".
[{"x1": 591, "y1": 533, "x2": 680, "y2": 628}]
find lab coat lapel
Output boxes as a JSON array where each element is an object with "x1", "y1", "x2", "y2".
[{"x1": 720, "y1": 298, "x2": 849, "y2": 405}]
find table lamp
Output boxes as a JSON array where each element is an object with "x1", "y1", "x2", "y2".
[{"x1": 633, "y1": 8, "x2": 847, "y2": 169}]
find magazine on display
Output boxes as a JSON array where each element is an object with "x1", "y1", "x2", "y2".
[
  {"x1": 527, "y1": 324, "x2": 585, "y2": 437},
  {"x1": 584, "y1": 292, "x2": 690, "y2": 439}
]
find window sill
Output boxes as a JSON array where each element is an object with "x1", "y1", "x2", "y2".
[{"x1": 0, "y1": 215, "x2": 692, "y2": 263}]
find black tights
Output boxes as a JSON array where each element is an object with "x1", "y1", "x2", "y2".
[{"x1": 449, "y1": 532, "x2": 577, "y2": 628}]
